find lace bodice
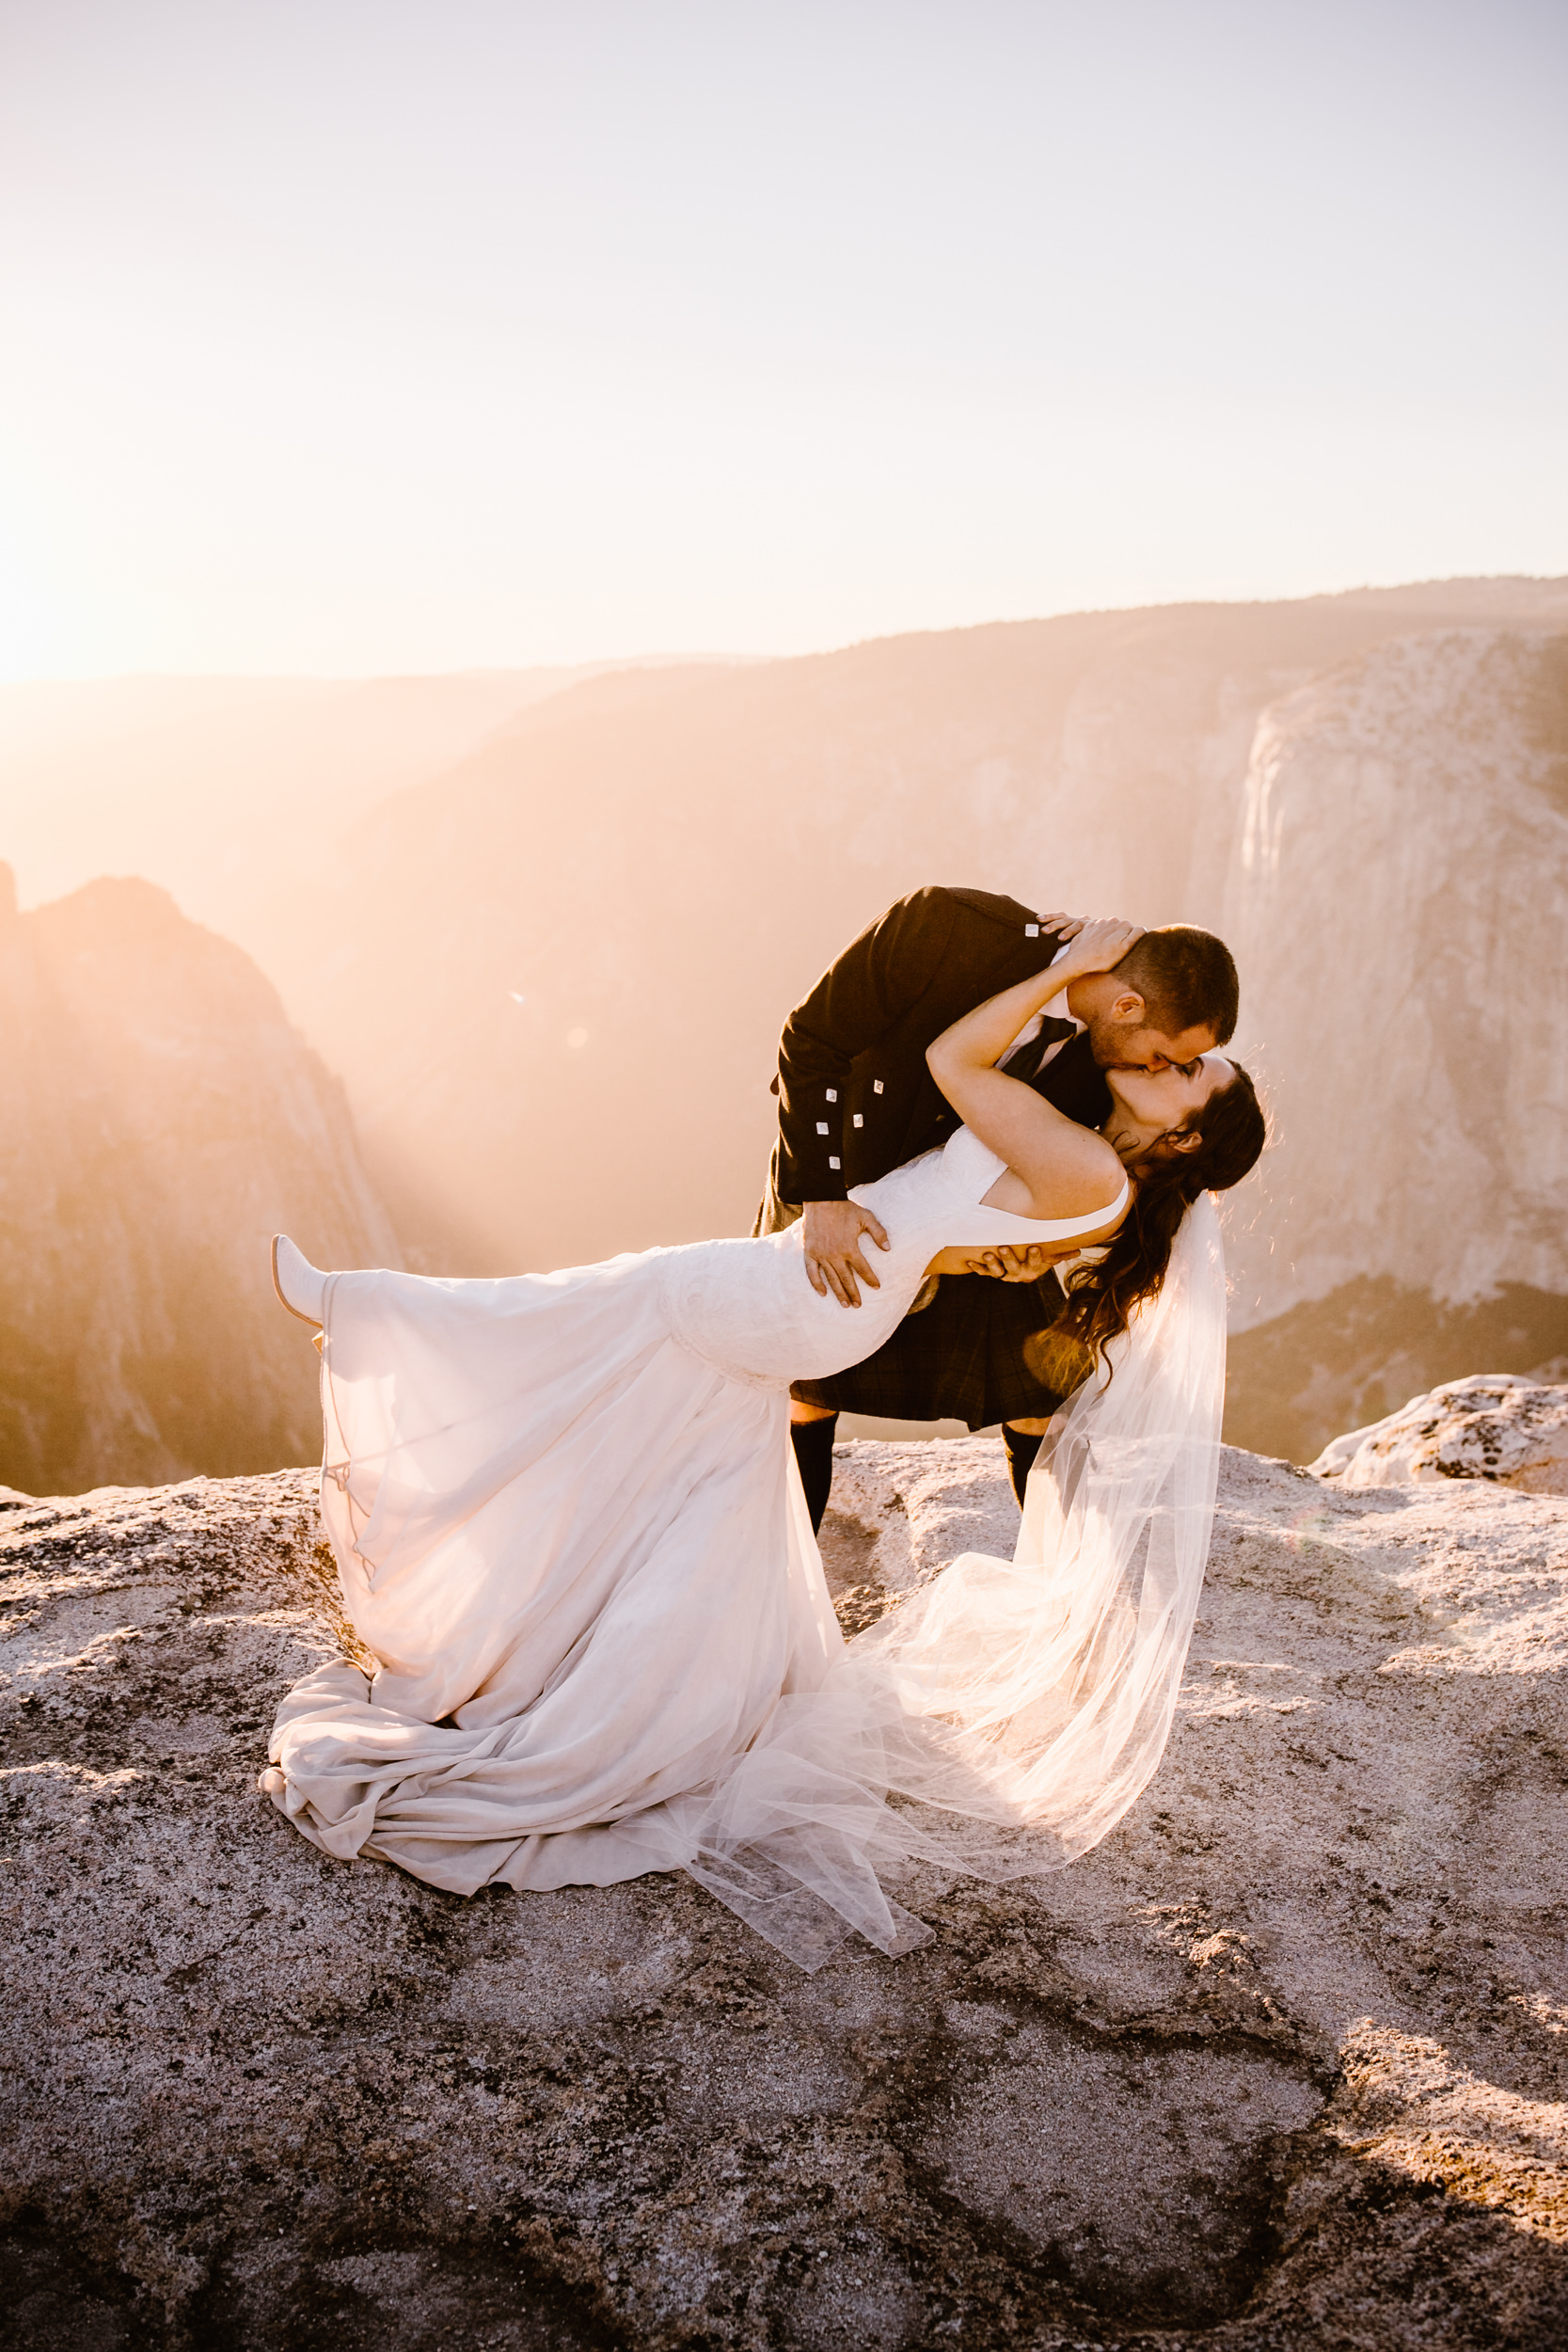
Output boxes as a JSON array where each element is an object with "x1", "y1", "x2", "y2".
[{"x1": 657, "y1": 1124, "x2": 1128, "y2": 1391}]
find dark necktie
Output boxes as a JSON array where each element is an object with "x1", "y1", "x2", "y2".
[
  {"x1": 1003, "y1": 1015, "x2": 1078, "y2": 1079},
  {"x1": 1026, "y1": 1027, "x2": 1113, "y2": 1127}
]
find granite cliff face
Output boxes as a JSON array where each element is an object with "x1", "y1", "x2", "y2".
[
  {"x1": 1, "y1": 1430, "x2": 1563, "y2": 2348},
  {"x1": 1227, "y1": 628, "x2": 1568, "y2": 1307},
  {"x1": 1218, "y1": 628, "x2": 1568, "y2": 1456},
  {"x1": 0, "y1": 868, "x2": 400, "y2": 1493}
]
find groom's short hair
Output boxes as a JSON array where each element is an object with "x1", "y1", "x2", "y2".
[{"x1": 1117, "y1": 927, "x2": 1239, "y2": 1044}]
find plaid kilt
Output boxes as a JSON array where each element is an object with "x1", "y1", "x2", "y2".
[{"x1": 752, "y1": 1149, "x2": 1094, "y2": 1429}]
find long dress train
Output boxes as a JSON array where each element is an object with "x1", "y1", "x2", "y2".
[{"x1": 263, "y1": 1127, "x2": 1225, "y2": 1969}]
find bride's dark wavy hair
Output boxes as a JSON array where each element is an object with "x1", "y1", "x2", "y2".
[{"x1": 1055, "y1": 1062, "x2": 1266, "y2": 1362}]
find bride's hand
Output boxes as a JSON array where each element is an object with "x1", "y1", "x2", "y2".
[
  {"x1": 962, "y1": 1245, "x2": 1064, "y2": 1282},
  {"x1": 1051, "y1": 915, "x2": 1143, "y2": 976}
]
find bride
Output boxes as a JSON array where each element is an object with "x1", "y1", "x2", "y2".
[{"x1": 262, "y1": 919, "x2": 1263, "y2": 1969}]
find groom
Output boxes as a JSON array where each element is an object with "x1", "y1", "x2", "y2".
[{"x1": 753, "y1": 886, "x2": 1241, "y2": 1529}]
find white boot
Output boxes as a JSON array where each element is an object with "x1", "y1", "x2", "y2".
[{"x1": 272, "y1": 1234, "x2": 328, "y2": 1327}]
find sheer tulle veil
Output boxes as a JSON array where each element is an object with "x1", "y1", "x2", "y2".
[{"x1": 632, "y1": 1190, "x2": 1229, "y2": 1969}]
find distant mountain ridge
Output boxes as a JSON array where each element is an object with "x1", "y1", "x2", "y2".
[
  {"x1": 257, "y1": 580, "x2": 1568, "y2": 1459},
  {"x1": 237, "y1": 577, "x2": 1564, "y2": 1217},
  {"x1": 5, "y1": 579, "x2": 1566, "y2": 1469},
  {"x1": 0, "y1": 655, "x2": 762, "y2": 939},
  {"x1": 0, "y1": 868, "x2": 399, "y2": 1491}
]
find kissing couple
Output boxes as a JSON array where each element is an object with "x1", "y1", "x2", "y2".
[{"x1": 264, "y1": 887, "x2": 1264, "y2": 1969}]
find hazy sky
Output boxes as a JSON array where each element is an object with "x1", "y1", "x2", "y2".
[{"x1": 2, "y1": 0, "x2": 1563, "y2": 677}]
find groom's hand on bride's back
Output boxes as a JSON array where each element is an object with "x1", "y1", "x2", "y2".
[{"x1": 801, "y1": 1200, "x2": 891, "y2": 1309}]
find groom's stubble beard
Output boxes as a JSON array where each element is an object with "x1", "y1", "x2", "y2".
[
  {"x1": 1086, "y1": 1003, "x2": 1218, "y2": 1074},
  {"x1": 1085, "y1": 1009, "x2": 1149, "y2": 1072}
]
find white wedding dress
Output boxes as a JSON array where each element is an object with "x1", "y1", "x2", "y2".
[{"x1": 264, "y1": 1125, "x2": 1226, "y2": 1970}]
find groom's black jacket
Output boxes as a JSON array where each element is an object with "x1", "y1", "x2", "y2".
[
  {"x1": 761, "y1": 886, "x2": 1114, "y2": 1431},
  {"x1": 771, "y1": 886, "x2": 1113, "y2": 1205}
]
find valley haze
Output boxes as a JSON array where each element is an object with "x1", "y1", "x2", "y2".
[{"x1": 3, "y1": 577, "x2": 1567, "y2": 1486}]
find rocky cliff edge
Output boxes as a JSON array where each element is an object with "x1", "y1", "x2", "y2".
[{"x1": 1, "y1": 1436, "x2": 1565, "y2": 2349}]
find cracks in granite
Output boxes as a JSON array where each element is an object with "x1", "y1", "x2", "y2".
[{"x1": 2, "y1": 1452, "x2": 1566, "y2": 2349}]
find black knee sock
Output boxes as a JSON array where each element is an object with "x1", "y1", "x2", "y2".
[
  {"x1": 790, "y1": 1415, "x2": 839, "y2": 1534},
  {"x1": 1002, "y1": 1423, "x2": 1043, "y2": 1510}
]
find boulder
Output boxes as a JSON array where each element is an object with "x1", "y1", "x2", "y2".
[
  {"x1": 2, "y1": 1438, "x2": 1565, "y2": 2348},
  {"x1": 1311, "y1": 1374, "x2": 1568, "y2": 1493}
]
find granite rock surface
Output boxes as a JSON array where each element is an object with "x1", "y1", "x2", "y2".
[{"x1": 2, "y1": 1435, "x2": 1565, "y2": 2350}]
